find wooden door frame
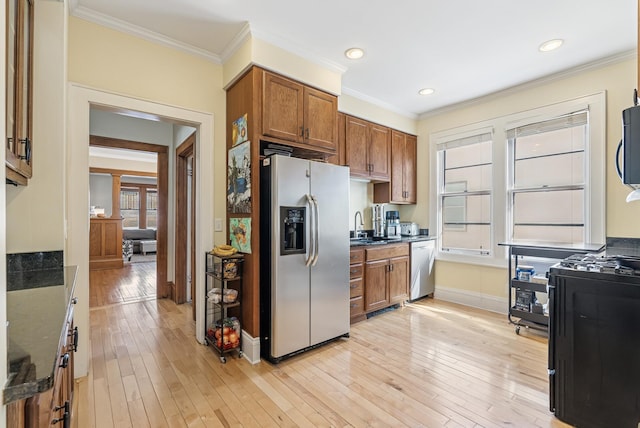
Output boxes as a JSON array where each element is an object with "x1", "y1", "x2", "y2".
[
  {"x1": 89, "y1": 135, "x2": 171, "y2": 298},
  {"x1": 175, "y1": 132, "x2": 196, "y2": 313}
]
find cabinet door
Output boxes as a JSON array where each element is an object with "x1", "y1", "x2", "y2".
[
  {"x1": 303, "y1": 87, "x2": 337, "y2": 151},
  {"x1": 327, "y1": 112, "x2": 345, "y2": 165},
  {"x1": 364, "y1": 259, "x2": 389, "y2": 312},
  {"x1": 345, "y1": 115, "x2": 369, "y2": 177},
  {"x1": 368, "y1": 124, "x2": 391, "y2": 181},
  {"x1": 262, "y1": 71, "x2": 304, "y2": 143},
  {"x1": 404, "y1": 135, "x2": 417, "y2": 203},
  {"x1": 388, "y1": 256, "x2": 409, "y2": 303},
  {"x1": 5, "y1": 0, "x2": 33, "y2": 184},
  {"x1": 390, "y1": 131, "x2": 406, "y2": 202}
]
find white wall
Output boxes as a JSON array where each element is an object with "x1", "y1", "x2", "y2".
[{"x1": 90, "y1": 108, "x2": 173, "y2": 146}]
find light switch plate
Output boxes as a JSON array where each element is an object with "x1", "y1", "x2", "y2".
[{"x1": 214, "y1": 218, "x2": 223, "y2": 231}]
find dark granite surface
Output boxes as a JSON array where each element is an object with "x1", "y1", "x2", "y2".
[
  {"x1": 3, "y1": 250, "x2": 77, "y2": 404},
  {"x1": 606, "y1": 237, "x2": 640, "y2": 257},
  {"x1": 350, "y1": 234, "x2": 436, "y2": 247}
]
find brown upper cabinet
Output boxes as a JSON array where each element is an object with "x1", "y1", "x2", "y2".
[
  {"x1": 345, "y1": 115, "x2": 391, "y2": 181},
  {"x1": 262, "y1": 71, "x2": 338, "y2": 153},
  {"x1": 374, "y1": 131, "x2": 417, "y2": 204},
  {"x1": 6, "y1": 0, "x2": 33, "y2": 185}
]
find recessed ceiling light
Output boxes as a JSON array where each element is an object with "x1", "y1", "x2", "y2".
[
  {"x1": 418, "y1": 88, "x2": 435, "y2": 96},
  {"x1": 539, "y1": 39, "x2": 564, "y2": 52},
  {"x1": 345, "y1": 48, "x2": 364, "y2": 60}
]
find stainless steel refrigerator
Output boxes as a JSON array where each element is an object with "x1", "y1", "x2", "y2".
[{"x1": 260, "y1": 155, "x2": 350, "y2": 363}]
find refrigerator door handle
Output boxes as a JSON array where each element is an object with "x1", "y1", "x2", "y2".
[
  {"x1": 310, "y1": 195, "x2": 320, "y2": 266},
  {"x1": 305, "y1": 194, "x2": 315, "y2": 266}
]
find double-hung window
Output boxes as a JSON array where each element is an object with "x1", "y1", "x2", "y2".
[
  {"x1": 431, "y1": 92, "x2": 605, "y2": 265},
  {"x1": 120, "y1": 187, "x2": 140, "y2": 228},
  {"x1": 437, "y1": 131, "x2": 493, "y2": 255},
  {"x1": 121, "y1": 184, "x2": 158, "y2": 229},
  {"x1": 507, "y1": 111, "x2": 588, "y2": 244}
]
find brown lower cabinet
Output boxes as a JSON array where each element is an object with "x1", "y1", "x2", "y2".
[
  {"x1": 89, "y1": 217, "x2": 123, "y2": 270},
  {"x1": 349, "y1": 248, "x2": 366, "y2": 323},
  {"x1": 7, "y1": 310, "x2": 76, "y2": 428},
  {"x1": 350, "y1": 243, "x2": 409, "y2": 323}
]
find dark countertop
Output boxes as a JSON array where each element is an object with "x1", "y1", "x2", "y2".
[
  {"x1": 350, "y1": 235, "x2": 436, "y2": 247},
  {"x1": 3, "y1": 265, "x2": 77, "y2": 404}
]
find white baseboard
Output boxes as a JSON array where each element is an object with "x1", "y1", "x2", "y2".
[
  {"x1": 434, "y1": 285, "x2": 508, "y2": 315},
  {"x1": 241, "y1": 330, "x2": 261, "y2": 364}
]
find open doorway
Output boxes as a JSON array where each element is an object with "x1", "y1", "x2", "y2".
[
  {"x1": 67, "y1": 85, "x2": 215, "y2": 377},
  {"x1": 89, "y1": 132, "x2": 170, "y2": 297}
]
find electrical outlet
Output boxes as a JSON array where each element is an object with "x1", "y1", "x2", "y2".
[{"x1": 214, "y1": 218, "x2": 223, "y2": 231}]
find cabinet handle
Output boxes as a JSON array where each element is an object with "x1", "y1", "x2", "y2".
[
  {"x1": 52, "y1": 401, "x2": 70, "y2": 428},
  {"x1": 305, "y1": 128, "x2": 310, "y2": 139},
  {"x1": 350, "y1": 283, "x2": 358, "y2": 288},
  {"x1": 300, "y1": 126, "x2": 305, "y2": 137},
  {"x1": 350, "y1": 303, "x2": 357, "y2": 308},
  {"x1": 19, "y1": 138, "x2": 31, "y2": 162},
  {"x1": 72, "y1": 297, "x2": 78, "y2": 305},
  {"x1": 59, "y1": 353, "x2": 70, "y2": 369},
  {"x1": 69, "y1": 326, "x2": 79, "y2": 352},
  {"x1": 6, "y1": 137, "x2": 13, "y2": 151}
]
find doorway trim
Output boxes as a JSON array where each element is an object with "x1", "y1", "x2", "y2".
[
  {"x1": 89, "y1": 135, "x2": 170, "y2": 298},
  {"x1": 67, "y1": 83, "x2": 215, "y2": 378},
  {"x1": 175, "y1": 132, "x2": 196, "y2": 313}
]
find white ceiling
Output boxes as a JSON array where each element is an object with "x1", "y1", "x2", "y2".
[{"x1": 71, "y1": 0, "x2": 637, "y2": 118}]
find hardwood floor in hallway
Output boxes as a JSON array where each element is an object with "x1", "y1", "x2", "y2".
[
  {"x1": 89, "y1": 261, "x2": 156, "y2": 307},
  {"x1": 75, "y1": 294, "x2": 572, "y2": 427}
]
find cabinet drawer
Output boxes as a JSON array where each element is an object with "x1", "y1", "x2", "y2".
[
  {"x1": 349, "y1": 264, "x2": 363, "y2": 279},
  {"x1": 350, "y1": 296, "x2": 364, "y2": 317},
  {"x1": 349, "y1": 278, "x2": 363, "y2": 298},
  {"x1": 365, "y1": 243, "x2": 409, "y2": 261},
  {"x1": 350, "y1": 248, "x2": 364, "y2": 264}
]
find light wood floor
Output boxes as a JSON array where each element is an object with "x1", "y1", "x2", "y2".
[
  {"x1": 89, "y1": 261, "x2": 156, "y2": 307},
  {"x1": 75, "y1": 277, "x2": 572, "y2": 428}
]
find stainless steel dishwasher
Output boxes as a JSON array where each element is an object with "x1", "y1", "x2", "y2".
[{"x1": 410, "y1": 239, "x2": 435, "y2": 301}]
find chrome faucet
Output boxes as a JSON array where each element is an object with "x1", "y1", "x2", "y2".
[{"x1": 354, "y1": 211, "x2": 365, "y2": 238}]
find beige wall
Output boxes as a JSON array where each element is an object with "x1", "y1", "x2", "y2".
[
  {"x1": 222, "y1": 36, "x2": 343, "y2": 95},
  {"x1": 68, "y1": 16, "x2": 227, "y2": 242},
  {"x1": 419, "y1": 56, "x2": 638, "y2": 300},
  {"x1": 6, "y1": 1, "x2": 67, "y2": 253},
  {"x1": 339, "y1": 93, "x2": 417, "y2": 135}
]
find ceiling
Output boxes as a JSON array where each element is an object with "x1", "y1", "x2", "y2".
[{"x1": 71, "y1": 0, "x2": 637, "y2": 118}]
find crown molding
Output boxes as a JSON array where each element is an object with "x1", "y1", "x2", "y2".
[
  {"x1": 418, "y1": 49, "x2": 637, "y2": 120},
  {"x1": 220, "y1": 22, "x2": 252, "y2": 63},
  {"x1": 341, "y1": 86, "x2": 418, "y2": 120},
  {"x1": 70, "y1": 6, "x2": 222, "y2": 64},
  {"x1": 250, "y1": 27, "x2": 347, "y2": 75}
]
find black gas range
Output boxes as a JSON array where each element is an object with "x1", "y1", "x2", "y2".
[
  {"x1": 548, "y1": 252, "x2": 640, "y2": 428},
  {"x1": 554, "y1": 253, "x2": 640, "y2": 277}
]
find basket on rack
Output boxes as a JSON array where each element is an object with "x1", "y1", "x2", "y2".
[
  {"x1": 212, "y1": 258, "x2": 242, "y2": 279},
  {"x1": 206, "y1": 317, "x2": 241, "y2": 350}
]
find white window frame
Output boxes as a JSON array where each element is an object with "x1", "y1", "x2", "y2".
[{"x1": 430, "y1": 92, "x2": 606, "y2": 267}]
